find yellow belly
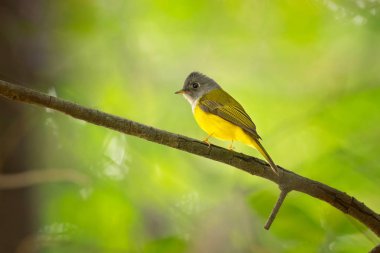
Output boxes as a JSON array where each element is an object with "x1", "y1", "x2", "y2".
[{"x1": 193, "y1": 104, "x2": 254, "y2": 146}]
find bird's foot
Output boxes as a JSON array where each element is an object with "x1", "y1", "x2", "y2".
[
  {"x1": 202, "y1": 134, "x2": 213, "y2": 148},
  {"x1": 203, "y1": 139, "x2": 211, "y2": 147},
  {"x1": 228, "y1": 141, "x2": 234, "y2": 150}
]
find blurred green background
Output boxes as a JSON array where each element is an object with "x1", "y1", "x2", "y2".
[{"x1": 0, "y1": 0, "x2": 379, "y2": 252}]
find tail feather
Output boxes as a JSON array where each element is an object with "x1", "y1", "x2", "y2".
[{"x1": 249, "y1": 138, "x2": 279, "y2": 175}]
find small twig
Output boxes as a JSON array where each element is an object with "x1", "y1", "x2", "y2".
[{"x1": 264, "y1": 189, "x2": 290, "y2": 230}]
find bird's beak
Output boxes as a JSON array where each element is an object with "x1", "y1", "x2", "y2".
[{"x1": 175, "y1": 89, "x2": 186, "y2": 94}]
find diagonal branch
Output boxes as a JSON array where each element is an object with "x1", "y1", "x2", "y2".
[
  {"x1": 0, "y1": 79, "x2": 379, "y2": 236},
  {"x1": 264, "y1": 189, "x2": 290, "y2": 230}
]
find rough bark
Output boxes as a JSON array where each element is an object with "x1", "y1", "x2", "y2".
[{"x1": 0, "y1": 79, "x2": 379, "y2": 237}]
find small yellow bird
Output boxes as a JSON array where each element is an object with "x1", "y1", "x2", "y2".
[{"x1": 175, "y1": 72, "x2": 279, "y2": 175}]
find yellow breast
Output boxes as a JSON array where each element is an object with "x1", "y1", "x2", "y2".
[{"x1": 193, "y1": 103, "x2": 254, "y2": 145}]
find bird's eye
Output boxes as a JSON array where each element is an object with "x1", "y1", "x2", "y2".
[{"x1": 192, "y1": 82, "x2": 200, "y2": 89}]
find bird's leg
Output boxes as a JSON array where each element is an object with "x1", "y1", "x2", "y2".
[
  {"x1": 202, "y1": 133, "x2": 213, "y2": 147},
  {"x1": 228, "y1": 140, "x2": 235, "y2": 150}
]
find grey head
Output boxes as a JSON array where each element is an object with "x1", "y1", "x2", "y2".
[{"x1": 175, "y1": 72, "x2": 221, "y2": 105}]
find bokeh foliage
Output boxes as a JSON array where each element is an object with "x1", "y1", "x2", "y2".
[{"x1": 20, "y1": 0, "x2": 380, "y2": 252}]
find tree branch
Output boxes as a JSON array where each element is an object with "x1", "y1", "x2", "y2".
[
  {"x1": 0, "y1": 79, "x2": 379, "y2": 236},
  {"x1": 370, "y1": 244, "x2": 380, "y2": 253},
  {"x1": 0, "y1": 169, "x2": 89, "y2": 189},
  {"x1": 264, "y1": 189, "x2": 290, "y2": 230}
]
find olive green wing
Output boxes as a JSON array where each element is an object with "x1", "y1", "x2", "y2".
[{"x1": 198, "y1": 89, "x2": 261, "y2": 140}]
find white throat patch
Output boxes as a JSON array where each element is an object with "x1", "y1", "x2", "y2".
[{"x1": 182, "y1": 94, "x2": 199, "y2": 113}]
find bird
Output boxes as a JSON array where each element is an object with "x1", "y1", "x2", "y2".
[{"x1": 175, "y1": 72, "x2": 279, "y2": 175}]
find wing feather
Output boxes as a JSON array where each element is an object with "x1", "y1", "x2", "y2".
[{"x1": 198, "y1": 89, "x2": 261, "y2": 139}]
